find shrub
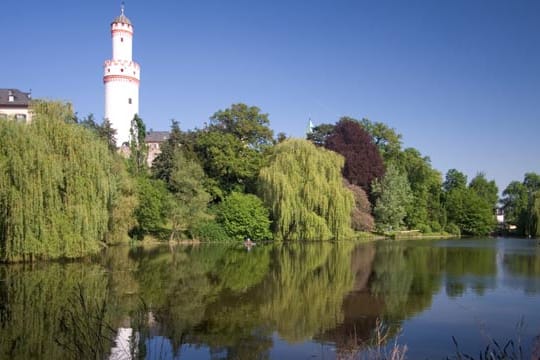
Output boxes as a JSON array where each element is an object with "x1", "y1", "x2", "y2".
[
  {"x1": 445, "y1": 223, "x2": 461, "y2": 236},
  {"x1": 216, "y1": 192, "x2": 272, "y2": 241},
  {"x1": 190, "y1": 220, "x2": 230, "y2": 242}
]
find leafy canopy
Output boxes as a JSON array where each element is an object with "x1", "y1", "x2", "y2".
[{"x1": 259, "y1": 139, "x2": 354, "y2": 241}]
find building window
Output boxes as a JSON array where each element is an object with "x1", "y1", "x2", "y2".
[
  {"x1": 121, "y1": 37, "x2": 124, "y2": 42},
  {"x1": 128, "y1": 98, "x2": 132, "y2": 104},
  {"x1": 15, "y1": 114, "x2": 27, "y2": 122},
  {"x1": 121, "y1": 68, "x2": 124, "y2": 72},
  {"x1": 8, "y1": 95, "x2": 14, "y2": 102}
]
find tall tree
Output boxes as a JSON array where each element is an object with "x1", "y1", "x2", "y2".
[
  {"x1": 502, "y1": 173, "x2": 540, "y2": 236},
  {"x1": 195, "y1": 130, "x2": 264, "y2": 199},
  {"x1": 128, "y1": 114, "x2": 148, "y2": 175},
  {"x1": 399, "y1": 148, "x2": 444, "y2": 231},
  {"x1": 443, "y1": 169, "x2": 495, "y2": 236},
  {"x1": 259, "y1": 139, "x2": 354, "y2": 241},
  {"x1": 167, "y1": 151, "x2": 211, "y2": 241},
  {"x1": 209, "y1": 103, "x2": 273, "y2": 150},
  {"x1": 359, "y1": 118, "x2": 402, "y2": 162},
  {"x1": 443, "y1": 169, "x2": 468, "y2": 192},
  {"x1": 372, "y1": 165, "x2": 413, "y2": 232},
  {"x1": 469, "y1": 172, "x2": 499, "y2": 209},
  {"x1": 0, "y1": 101, "x2": 120, "y2": 261},
  {"x1": 325, "y1": 118, "x2": 384, "y2": 194}
]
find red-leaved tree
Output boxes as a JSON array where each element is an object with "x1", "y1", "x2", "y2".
[{"x1": 325, "y1": 118, "x2": 384, "y2": 194}]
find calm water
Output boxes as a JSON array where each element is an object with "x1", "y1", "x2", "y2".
[{"x1": 1, "y1": 238, "x2": 539, "y2": 359}]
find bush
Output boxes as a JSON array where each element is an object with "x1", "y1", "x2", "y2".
[
  {"x1": 445, "y1": 223, "x2": 461, "y2": 236},
  {"x1": 430, "y1": 221, "x2": 442, "y2": 233},
  {"x1": 417, "y1": 224, "x2": 432, "y2": 234},
  {"x1": 216, "y1": 192, "x2": 272, "y2": 241},
  {"x1": 190, "y1": 220, "x2": 230, "y2": 242}
]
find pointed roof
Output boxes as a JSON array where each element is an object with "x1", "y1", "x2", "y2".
[{"x1": 112, "y1": 3, "x2": 132, "y2": 25}]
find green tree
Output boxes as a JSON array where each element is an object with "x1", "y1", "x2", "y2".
[
  {"x1": 152, "y1": 119, "x2": 185, "y2": 182},
  {"x1": 359, "y1": 118, "x2": 403, "y2": 162},
  {"x1": 209, "y1": 103, "x2": 273, "y2": 150},
  {"x1": 0, "y1": 101, "x2": 120, "y2": 261},
  {"x1": 128, "y1": 114, "x2": 148, "y2": 175},
  {"x1": 442, "y1": 169, "x2": 495, "y2": 236},
  {"x1": 443, "y1": 169, "x2": 468, "y2": 192},
  {"x1": 502, "y1": 173, "x2": 540, "y2": 236},
  {"x1": 398, "y1": 148, "x2": 444, "y2": 231},
  {"x1": 215, "y1": 192, "x2": 272, "y2": 241},
  {"x1": 259, "y1": 139, "x2": 354, "y2": 241},
  {"x1": 133, "y1": 177, "x2": 169, "y2": 236},
  {"x1": 167, "y1": 151, "x2": 211, "y2": 241},
  {"x1": 196, "y1": 130, "x2": 264, "y2": 198},
  {"x1": 469, "y1": 172, "x2": 499, "y2": 209},
  {"x1": 372, "y1": 165, "x2": 413, "y2": 232}
]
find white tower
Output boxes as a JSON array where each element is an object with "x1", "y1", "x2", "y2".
[{"x1": 103, "y1": 3, "x2": 140, "y2": 146}]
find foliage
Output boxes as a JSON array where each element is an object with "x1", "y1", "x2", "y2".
[
  {"x1": 195, "y1": 130, "x2": 264, "y2": 198},
  {"x1": 259, "y1": 139, "x2": 354, "y2": 241},
  {"x1": 0, "y1": 103, "x2": 118, "y2": 261},
  {"x1": 209, "y1": 103, "x2": 274, "y2": 150},
  {"x1": 128, "y1": 114, "x2": 148, "y2": 175},
  {"x1": 325, "y1": 118, "x2": 385, "y2": 194},
  {"x1": 133, "y1": 176, "x2": 169, "y2": 236},
  {"x1": 215, "y1": 192, "x2": 272, "y2": 241},
  {"x1": 167, "y1": 151, "x2": 211, "y2": 241},
  {"x1": 469, "y1": 172, "x2": 499, "y2": 208},
  {"x1": 79, "y1": 114, "x2": 117, "y2": 152},
  {"x1": 502, "y1": 173, "x2": 540, "y2": 237},
  {"x1": 344, "y1": 179, "x2": 375, "y2": 232},
  {"x1": 398, "y1": 148, "x2": 444, "y2": 231},
  {"x1": 104, "y1": 157, "x2": 138, "y2": 244},
  {"x1": 445, "y1": 223, "x2": 461, "y2": 236},
  {"x1": 372, "y1": 165, "x2": 413, "y2": 232},
  {"x1": 359, "y1": 117, "x2": 403, "y2": 163},
  {"x1": 444, "y1": 184, "x2": 495, "y2": 236},
  {"x1": 443, "y1": 169, "x2": 468, "y2": 192},
  {"x1": 306, "y1": 123, "x2": 335, "y2": 147},
  {"x1": 190, "y1": 220, "x2": 231, "y2": 242},
  {"x1": 151, "y1": 119, "x2": 199, "y2": 183}
]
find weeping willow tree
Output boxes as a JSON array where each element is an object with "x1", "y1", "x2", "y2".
[
  {"x1": 0, "y1": 101, "x2": 119, "y2": 262},
  {"x1": 259, "y1": 139, "x2": 354, "y2": 240}
]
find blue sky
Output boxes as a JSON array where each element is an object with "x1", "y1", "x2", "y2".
[{"x1": 2, "y1": 0, "x2": 539, "y2": 192}]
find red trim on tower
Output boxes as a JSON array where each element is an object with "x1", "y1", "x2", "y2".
[
  {"x1": 111, "y1": 29, "x2": 133, "y2": 36},
  {"x1": 103, "y1": 74, "x2": 140, "y2": 84}
]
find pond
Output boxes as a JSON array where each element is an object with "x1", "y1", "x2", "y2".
[{"x1": 0, "y1": 237, "x2": 539, "y2": 359}]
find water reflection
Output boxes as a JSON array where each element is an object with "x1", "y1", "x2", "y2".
[{"x1": 0, "y1": 238, "x2": 539, "y2": 359}]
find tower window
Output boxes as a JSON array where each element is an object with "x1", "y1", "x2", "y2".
[
  {"x1": 121, "y1": 37, "x2": 124, "y2": 42},
  {"x1": 107, "y1": 68, "x2": 110, "y2": 72},
  {"x1": 128, "y1": 98, "x2": 132, "y2": 104},
  {"x1": 120, "y1": 68, "x2": 124, "y2": 72}
]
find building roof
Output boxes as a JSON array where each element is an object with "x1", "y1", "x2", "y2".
[
  {"x1": 145, "y1": 131, "x2": 170, "y2": 143},
  {"x1": 112, "y1": 5, "x2": 132, "y2": 25},
  {"x1": 0, "y1": 89, "x2": 31, "y2": 107}
]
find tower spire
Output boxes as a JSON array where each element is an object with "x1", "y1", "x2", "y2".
[{"x1": 121, "y1": 1, "x2": 125, "y2": 15}]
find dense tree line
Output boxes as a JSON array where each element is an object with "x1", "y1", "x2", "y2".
[
  {"x1": 0, "y1": 101, "x2": 134, "y2": 262},
  {"x1": 1, "y1": 99, "x2": 537, "y2": 261}
]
